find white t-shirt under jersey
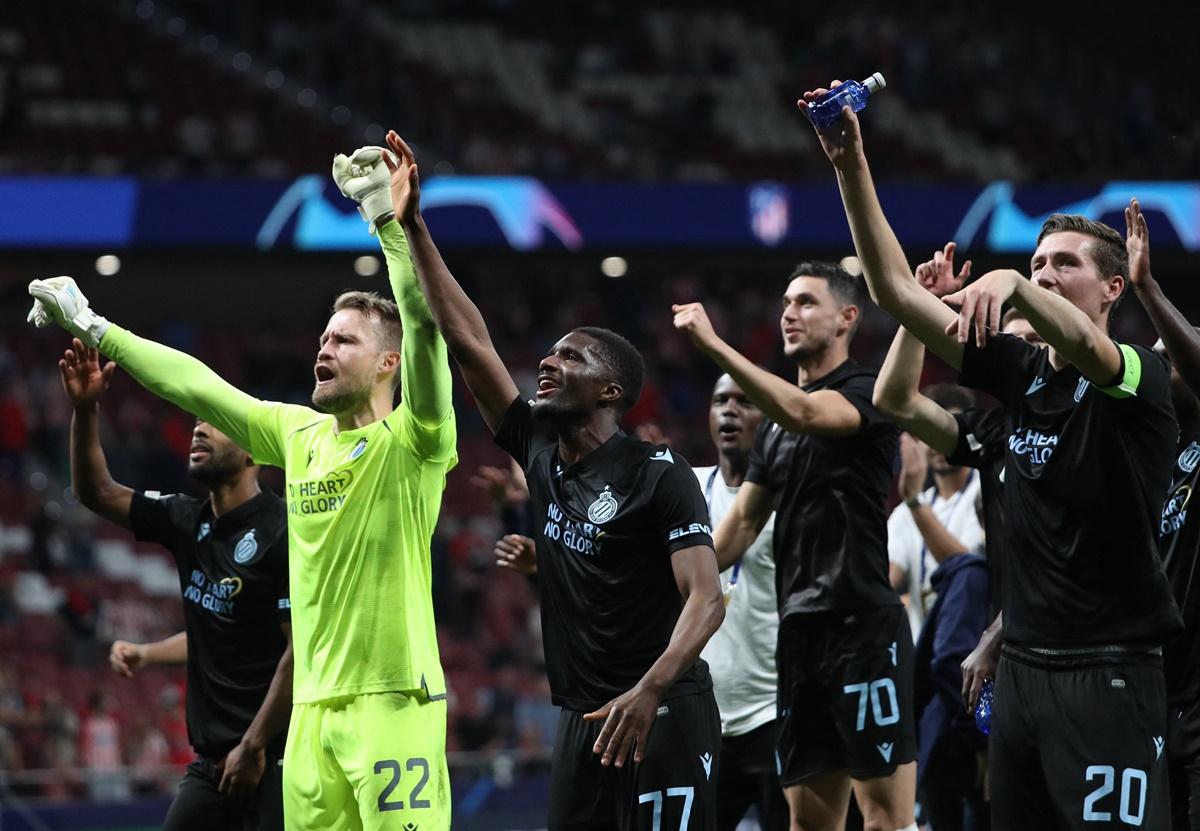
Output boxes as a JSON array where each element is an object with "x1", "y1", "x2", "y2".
[
  {"x1": 695, "y1": 466, "x2": 779, "y2": 737},
  {"x1": 887, "y1": 471, "x2": 985, "y2": 638}
]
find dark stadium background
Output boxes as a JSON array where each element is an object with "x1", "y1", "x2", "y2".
[{"x1": 1, "y1": 1, "x2": 1196, "y2": 829}]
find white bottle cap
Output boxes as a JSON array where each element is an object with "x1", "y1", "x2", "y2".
[{"x1": 864, "y1": 72, "x2": 886, "y2": 93}]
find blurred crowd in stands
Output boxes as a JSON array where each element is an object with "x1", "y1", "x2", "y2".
[{"x1": 2, "y1": 0, "x2": 1195, "y2": 182}]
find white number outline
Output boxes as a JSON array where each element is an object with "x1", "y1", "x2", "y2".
[
  {"x1": 843, "y1": 678, "x2": 900, "y2": 732},
  {"x1": 638, "y1": 786, "x2": 694, "y2": 830}
]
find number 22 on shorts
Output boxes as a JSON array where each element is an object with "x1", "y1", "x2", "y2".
[{"x1": 374, "y1": 758, "x2": 431, "y2": 812}]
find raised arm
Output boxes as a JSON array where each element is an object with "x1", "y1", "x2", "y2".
[
  {"x1": 378, "y1": 222, "x2": 453, "y2": 426},
  {"x1": 874, "y1": 245, "x2": 972, "y2": 454},
  {"x1": 1127, "y1": 198, "x2": 1200, "y2": 396},
  {"x1": 331, "y1": 145, "x2": 453, "y2": 426},
  {"x1": 800, "y1": 85, "x2": 961, "y2": 367},
  {"x1": 713, "y1": 480, "x2": 772, "y2": 571},
  {"x1": 382, "y1": 131, "x2": 518, "y2": 433},
  {"x1": 673, "y1": 302, "x2": 862, "y2": 436},
  {"x1": 895, "y1": 433, "x2": 970, "y2": 562},
  {"x1": 60, "y1": 341, "x2": 132, "y2": 527},
  {"x1": 101, "y1": 326, "x2": 261, "y2": 451},
  {"x1": 875, "y1": 329, "x2": 959, "y2": 454},
  {"x1": 944, "y1": 269, "x2": 1122, "y2": 385},
  {"x1": 28, "y1": 278, "x2": 261, "y2": 450}
]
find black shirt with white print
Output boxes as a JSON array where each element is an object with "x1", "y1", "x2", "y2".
[
  {"x1": 960, "y1": 333, "x2": 1181, "y2": 646},
  {"x1": 495, "y1": 397, "x2": 715, "y2": 712},
  {"x1": 745, "y1": 359, "x2": 900, "y2": 618},
  {"x1": 1160, "y1": 431, "x2": 1200, "y2": 704},
  {"x1": 130, "y1": 489, "x2": 289, "y2": 758}
]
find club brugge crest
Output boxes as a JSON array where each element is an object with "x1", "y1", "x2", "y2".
[
  {"x1": 233, "y1": 529, "x2": 259, "y2": 564},
  {"x1": 1074, "y1": 376, "x2": 1089, "y2": 403},
  {"x1": 348, "y1": 437, "x2": 368, "y2": 461},
  {"x1": 1180, "y1": 441, "x2": 1200, "y2": 474},
  {"x1": 587, "y1": 486, "x2": 618, "y2": 524}
]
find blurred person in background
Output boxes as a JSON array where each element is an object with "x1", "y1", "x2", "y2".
[
  {"x1": 80, "y1": 689, "x2": 125, "y2": 802},
  {"x1": 886, "y1": 387, "x2": 984, "y2": 641},
  {"x1": 129, "y1": 715, "x2": 171, "y2": 796},
  {"x1": 893, "y1": 432, "x2": 990, "y2": 830},
  {"x1": 60, "y1": 341, "x2": 291, "y2": 830},
  {"x1": 691, "y1": 373, "x2": 787, "y2": 831}
]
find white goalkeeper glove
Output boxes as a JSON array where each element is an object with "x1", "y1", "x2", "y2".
[
  {"x1": 332, "y1": 146, "x2": 396, "y2": 235},
  {"x1": 27, "y1": 276, "x2": 110, "y2": 348}
]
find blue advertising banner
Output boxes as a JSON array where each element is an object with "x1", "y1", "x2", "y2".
[{"x1": 0, "y1": 175, "x2": 1196, "y2": 253}]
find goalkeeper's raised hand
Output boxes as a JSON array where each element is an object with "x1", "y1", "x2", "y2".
[
  {"x1": 27, "y1": 276, "x2": 110, "y2": 348},
  {"x1": 331, "y1": 146, "x2": 396, "y2": 235}
]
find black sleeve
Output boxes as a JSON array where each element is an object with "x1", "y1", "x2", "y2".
[
  {"x1": 745, "y1": 420, "x2": 772, "y2": 486},
  {"x1": 269, "y1": 540, "x2": 290, "y2": 623},
  {"x1": 128, "y1": 491, "x2": 193, "y2": 549},
  {"x1": 836, "y1": 373, "x2": 894, "y2": 433},
  {"x1": 1107, "y1": 344, "x2": 1171, "y2": 413},
  {"x1": 651, "y1": 453, "x2": 716, "y2": 556},
  {"x1": 947, "y1": 407, "x2": 1008, "y2": 469},
  {"x1": 493, "y1": 396, "x2": 556, "y2": 470},
  {"x1": 959, "y1": 333, "x2": 1041, "y2": 408}
]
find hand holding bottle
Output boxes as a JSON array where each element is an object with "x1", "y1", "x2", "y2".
[{"x1": 799, "y1": 80, "x2": 869, "y2": 173}]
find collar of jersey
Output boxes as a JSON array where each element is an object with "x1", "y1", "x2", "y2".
[
  {"x1": 554, "y1": 428, "x2": 626, "y2": 474},
  {"x1": 801, "y1": 357, "x2": 858, "y2": 392},
  {"x1": 201, "y1": 490, "x2": 277, "y2": 531},
  {"x1": 331, "y1": 417, "x2": 384, "y2": 443}
]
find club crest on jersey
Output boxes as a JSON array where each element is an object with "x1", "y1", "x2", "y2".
[
  {"x1": 588, "y1": 486, "x2": 619, "y2": 524},
  {"x1": 1180, "y1": 441, "x2": 1200, "y2": 474},
  {"x1": 348, "y1": 438, "x2": 368, "y2": 461},
  {"x1": 233, "y1": 529, "x2": 259, "y2": 564},
  {"x1": 197, "y1": 522, "x2": 211, "y2": 542}
]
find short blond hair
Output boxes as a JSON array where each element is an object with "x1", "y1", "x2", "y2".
[
  {"x1": 331, "y1": 291, "x2": 403, "y2": 388},
  {"x1": 332, "y1": 291, "x2": 402, "y2": 350}
]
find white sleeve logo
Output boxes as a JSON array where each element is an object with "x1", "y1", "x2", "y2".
[{"x1": 668, "y1": 522, "x2": 711, "y2": 541}]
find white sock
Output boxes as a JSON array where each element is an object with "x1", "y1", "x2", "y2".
[{"x1": 894, "y1": 824, "x2": 919, "y2": 831}]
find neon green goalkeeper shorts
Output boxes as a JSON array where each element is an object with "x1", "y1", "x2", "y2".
[{"x1": 282, "y1": 691, "x2": 450, "y2": 830}]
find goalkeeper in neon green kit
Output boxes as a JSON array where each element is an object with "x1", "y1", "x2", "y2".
[{"x1": 28, "y1": 148, "x2": 456, "y2": 831}]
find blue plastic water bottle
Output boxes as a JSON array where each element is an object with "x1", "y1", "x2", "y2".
[
  {"x1": 974, "y1": 678, "x2": 994, "y2": 736},
  {"x1": 803, "y1": 72, "x2": 886, "y2": 129}
]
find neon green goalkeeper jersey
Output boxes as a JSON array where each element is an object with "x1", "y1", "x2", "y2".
[
  {"x1": 100, "y1": 222, "x2": 456, "y2": 704},
  {"x1": 245, "y1": 393, "x2": 455, "y2": 702}
]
